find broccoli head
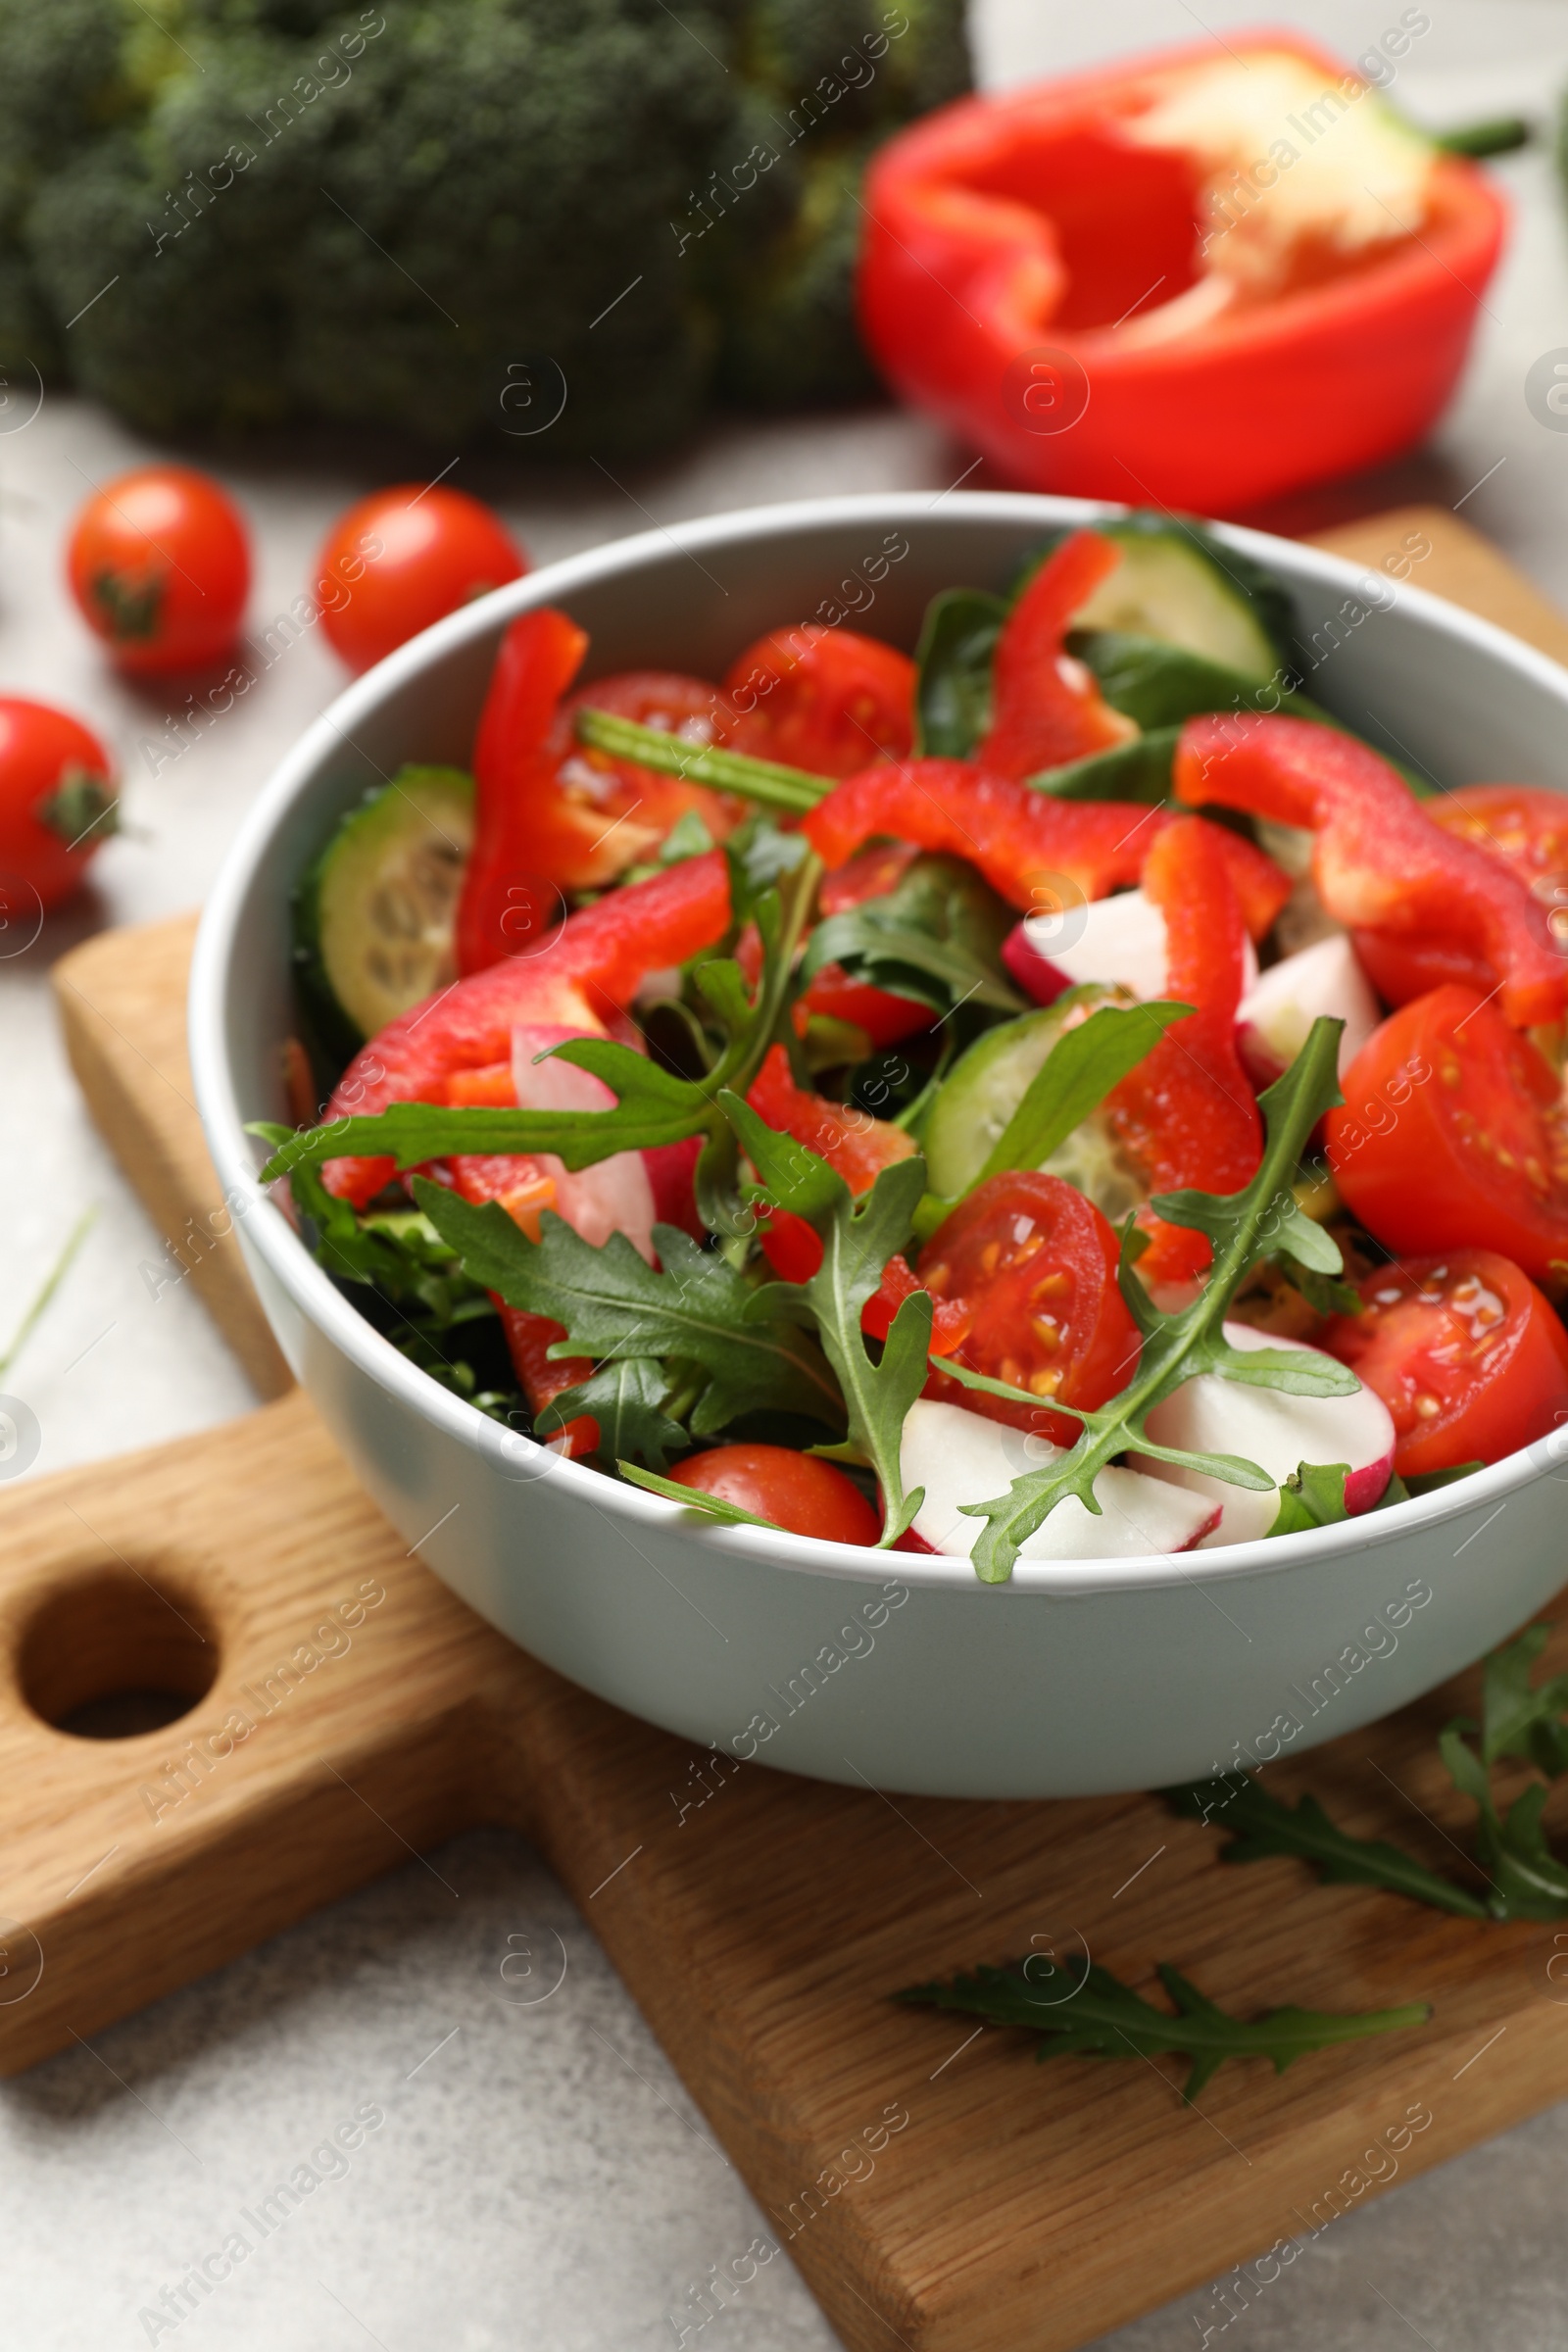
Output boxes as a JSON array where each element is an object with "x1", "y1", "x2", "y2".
[{"x1": 0, "y1": 0, "x2": 968, "y2": 454}]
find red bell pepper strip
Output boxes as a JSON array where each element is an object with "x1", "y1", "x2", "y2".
[
  {"x1": 321, "y1": 849, "x2": 732, "y2": 1204},
  {"x1": 1174, "y1": 714, "x2": 1568, "y2": 1028},
  {"x1": 1103, "y1": 814, "x2": 1261, "y2": 1286},
  {"x1": 457, "y1": 608, "x2": 742, "y2": 961},
  {"x1": 1346, "y1": 784, "x2": 1568, "y2": 1009},
  {"x1": 977, "y1": 530, "x2": 1135, "y2": 778},
  {"x1": 456, "y1": 608, "x2": 587, "y2": 974},
  {"x1": 800, "y1": 759, "x2": 1290, "y2": 939},
  {"x1": 856, "y1": 33, "x2": 1506, "y2": 512}
]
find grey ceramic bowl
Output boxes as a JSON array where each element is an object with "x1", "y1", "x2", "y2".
[{"x1": 189, "y1": 492, "x2": 1568, "y2": 1797}]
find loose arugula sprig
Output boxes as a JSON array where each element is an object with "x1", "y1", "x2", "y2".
[
  {"x1": 896, "y1": 1952, "x2": 1428, "y2": 2102},
  {"x1": 254, "y1": 857, "x2": 821, "y2": 1244},
  {"x1": 1164, "y1": 1776, "x2": 1491, "y2": 1920},
  {"x1": 1166, "y1": 1623, "x2": 1568, "y2": 1924},
  {"x1": 933, "y1": 1016, "x2": 1356, "y2": 1582},
  {"x1": 720, "y1": 1091, "x2": 932, "y2": 1544}
]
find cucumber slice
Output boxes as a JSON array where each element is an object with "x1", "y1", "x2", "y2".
[
  {"x1": 293, "y1": 765, "x2": 474, "y2": 1055},
  {"x1": 1069, "y1": 519, "x2": 1287, "y2": 682},
  {"x1": 922, "y1": 984, "x2": 1147, "y2": 1224}
]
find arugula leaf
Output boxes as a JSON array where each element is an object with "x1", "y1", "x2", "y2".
[
  {"x1": 1164, "y1": 1775, "x2": 1490, "y2": 1919},
  {"x1": 719, "y1": 1091, "x2": 930, "y2": 1544},
  {"x1": 1438, "y1": 1726, "x2": 1568, "y2": 1921},
  {"x1": 799, "y1": 853, "x2": 1021, "y2": 1018},
  {"x1": 411, "y1": 1185, "x2": 843, "y2": 1436},
  {"x1": 1267, "y1": 1461, "x2": 1352, "y2": 1537},
  {"x1": 573, "y1": 708, "x2": 827, "y2": 815},
  {"x1": 977, "y1": 1000, "x2": 1194, "y2": 1183},
  {"x1": 253, "y1": 1125, "x2": 492, "y2": 1321},
  {"x1": 896, "y1": 1951, "x2": 1428, "y2": 2102},
  {"x1": 539, "y1": 1357, "x2": 688, "y2": 1471},
  {"x1": 1172, "y1": 1623, "x2": 1568, "y2": 1925},
  {"x1": 256, "y1": 855, "x2": 822, "y2": 1219},
  {"x1": 1476, "y1": 1625, "x2": 1568, "y2": 1774},
  {"x1": 617, "y1": 1462, "x2": 783, "y2": 1531},
  {"x1": 911, "y1": 586, "x2": 1006, "y2": 757},
  {"x1": 935, "y1": 1016, "x2": 1352, "y2": 1582}
]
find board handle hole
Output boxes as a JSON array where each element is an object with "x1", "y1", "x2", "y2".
[{"x1": 18, "y1": 1567, "x2": 220, "y2": 1740}]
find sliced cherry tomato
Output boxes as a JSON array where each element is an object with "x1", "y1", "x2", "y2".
[
  {"x1": 977, "y1": 529, "x2": 1135, "y2": 778},
  {"x1": 1351, "y1": 784, "x2": 1568, "y2": 1008},
  {"x1": 317, "y1": 485, "x2": 526, "y2": 673},
  {"x1": 1325, "y1": 985, "x2": 1568, "y2": 1285},
  {"x1": 1104, "y1": 815, "x2": 1261, "y2": 1287},
  {"x1": 722, "y1": 626, "x2": 914, "y2": 776},
  {"x1": 67, "y1": 466, "x2": 249, "y2": 673},
  {"x1": 542, "y1": 669, "x2": 744, "y2": 888},
  {"x1": 666, "y1": 1445, "x2": 880, "y2": 1544},
  {"x1": 0, "y1": 699, "x2": 116, "y2": 911},
  {"x1": 913, "y1": 1171, "x2": 1139, "y2": 1445},
  {"x1": 1323, "y1": 1249, "x2": 1568, "y2": 1476}
]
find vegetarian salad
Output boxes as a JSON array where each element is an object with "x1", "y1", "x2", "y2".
[{"x1": 258, "y1": 513, "x2": 1568, "y2": 1583}]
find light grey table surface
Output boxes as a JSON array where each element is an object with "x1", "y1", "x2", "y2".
[{"x1": 5, "y1": 5, "x2": 1568, "y2": 2347}]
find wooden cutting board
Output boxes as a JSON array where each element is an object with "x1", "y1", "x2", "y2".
[{"x1": 27, "y1": 504, "x2": 1568, "y2": 2352}]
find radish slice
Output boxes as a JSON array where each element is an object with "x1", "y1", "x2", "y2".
[
  {"x1": 902, "y1": 1399, "x2": 1219, "y2": 1561},
  {"x1": 512, "y1": 1021, "x2": 658, "y2": 1259},
  {"x1": 1237, "y1": 933, "x2": 1379, "y2": 1084},
  {"x1": 1138, "y1": 1319, "x2": 1396, "y2": 1546},
  {"x1": 1013, "y1": 888, "x2": 1257, "y2": 1005}
]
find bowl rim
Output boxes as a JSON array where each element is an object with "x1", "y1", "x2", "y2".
[{"x1": 189, "y1": 487, "x2": 1568, "y2": 1598}]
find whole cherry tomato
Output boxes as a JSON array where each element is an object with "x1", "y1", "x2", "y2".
[
  {"x1": 914, "y1": 1170, "x2": 1139, "y2": 1444},
  {"x1": 722, "y1": 625, "x2": 914, "y2": 776},
  {"x1": 1352, "y1": 783, "x2": 1568, "y2": 1007},
  {"x1": 1327, "y1": 985, "x2": 1568, "y2": 1284},
  {"x1": 1323, "y1": 1249, "x2": 1568, "y2": 1476},
  {"x1": 0, "y1": 699, "x2": 116, "y2": 911},
  {"x1": 67, "y1": 466, "x2": 249, "y2": 673},
  {"x1": 667, "y1": 1444, "x2": 881, "y2": 1544},
  {"x1": 317, "y1": 485, "x2": 527, "y2": 672}
]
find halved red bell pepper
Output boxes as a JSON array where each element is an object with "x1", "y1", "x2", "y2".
[
  {"x1": 1103, "y1": 814, "x2": 1261, "y2": 1286},
  {"x1": 1175, "y1": 714, "x2": 1568, "y2": 1027},
  {"x1": 801, "y1": 759, "x2": 1290, "y2": 939},
  {"x1": 978, "y1": 529, "x2": 1135, "y2": 777},
  {"x1": 857, "y1": 32, "x2": 1506, "y2": 512},
  {"x1": 457, "y1": 608, "x2": 741, "y2": 965},
  {"x1": 322, "y1": 848, "x2": 732, "y2": 1204}
]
